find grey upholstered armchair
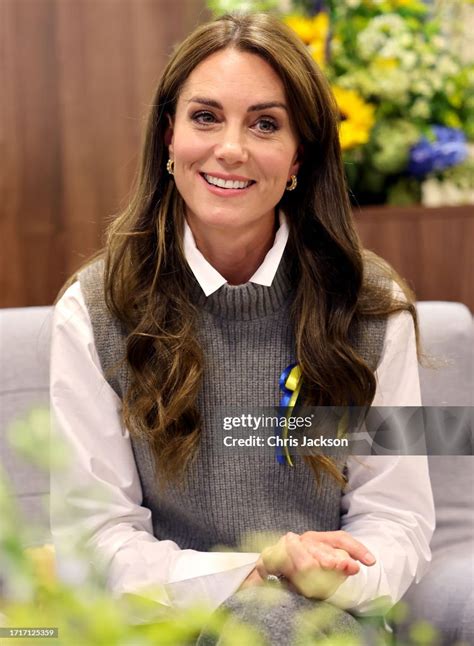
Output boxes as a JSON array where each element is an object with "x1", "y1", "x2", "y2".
[{"x1": 0, "y1": 301, "x2": 473, "y2": 645}]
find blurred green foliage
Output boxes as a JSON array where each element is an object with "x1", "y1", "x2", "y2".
[{"x1": 0, "y1": 409, "x2": 447, "y2": 645}]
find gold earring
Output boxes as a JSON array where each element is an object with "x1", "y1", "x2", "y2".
[
  {"x1": 286, "y1": 175, "x2": 297, "y2": 191},
  {"x1": 166, "y1": 159, "x2": 174, "y2": 176}
]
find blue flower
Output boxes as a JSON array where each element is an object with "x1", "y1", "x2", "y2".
[{"x1": 408, "y1": 126, "x2": 467, "y2": 177}]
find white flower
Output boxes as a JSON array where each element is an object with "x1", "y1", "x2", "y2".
[
  {"x1": 377, "y1": 70, "x2": 411, "y2": 101},
  {"x1": 411, "y1": 79, "x2": 433, "y2": 97},
  {"x1": 410, "y1": 98, "x2": 431, "y2": 119},
  {"x1": 400, "y1": 34, "x2": 413, "y2": 48},
  {"x1": 382, "y1": 41, "x2": 401, "y2": 58},
  {"x1": 423, "y1": 52, "x2": 437, "y2": 67},
  {"x1": 443, "y1": 184, "x2": 466, "y2": 205},
  {"x1": 431, "y1": 76, "x2": 443, "y2": 91},
  {"x1": 357, "y1": 14, "x2": 408, "y2": 60},
  {"x1": 400, "y1": 51, "x2": 417, "y2": 70},
  {"x1": 422, "y1": 179, "x2": 474, "y2": 207},
  {"x1": 421, "y1": 178, "x2": 444, "y2": 207},
  {"x1": 438, "y1": 56, "x2": 459, "y2": 77}
]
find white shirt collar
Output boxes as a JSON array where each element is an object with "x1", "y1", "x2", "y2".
[{"x1": 183, "y1": 212, "x2": 289, "y2": 297}]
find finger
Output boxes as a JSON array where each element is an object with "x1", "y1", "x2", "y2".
[
  {"x1": 332, "y1": 552, "x2": 360, "y2": 576},
  {"x1": 303, "y1": 531, "x2": 376, "y2": 566},
  {"x1": 328, "y1": 532, "x2": 376, "y2": 565},
  {"x1": 338, "y1": 560, "x2": 360, "y2": 576},
  {"x1": 284, "y1": 532, "x2": 318, "y2": 574},
  {"x1": 304, "y1": 542, "x2": 337, "y2": 569},
  {"x1": 307, "y1": 543, "x2": 360, "y2": 573},
  {"x1": 260, "y1": 537, "x2": 292, "y2": 577},
  {"x1": 256, "y1": 553, "x2": 270, "y2": 580},
  {"x1": 303, "y1": 539, "x2": 361, "y2": 572},
  {"x1": 331, "y1": 547, "x2": 360, "y2": 574}
]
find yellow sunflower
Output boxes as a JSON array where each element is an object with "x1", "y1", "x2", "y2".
[
  {"x1": 331, "y1": 86, "x2": 376, "y2": 150},
  {"x1": 284, "y1": 13, "x2": 329, "y2": 66},
  {"x1": 308, "y1": 40, "x2": 325, "y2": 68}
]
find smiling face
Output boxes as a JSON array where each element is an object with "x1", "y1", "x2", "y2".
[{"x1": 166, "y1": 48, "x2": 301, "y2": 239}]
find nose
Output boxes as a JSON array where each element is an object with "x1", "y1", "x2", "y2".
[{"x1": 214, "y1": 126, "x2": 248, "y2": 165}]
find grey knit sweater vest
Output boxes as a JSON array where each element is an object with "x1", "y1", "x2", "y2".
[{"x1": 79, "y1": 256, "x2": 387, "y2": 552}]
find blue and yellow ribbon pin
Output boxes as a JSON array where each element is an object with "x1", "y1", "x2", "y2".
[{"x1": 277, "y1": 363, "x2": 303, "y2": 466}]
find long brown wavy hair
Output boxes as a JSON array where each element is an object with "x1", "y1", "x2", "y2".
[{"x1": 78, "y1": 13, "x2": 418, "y2": 486}]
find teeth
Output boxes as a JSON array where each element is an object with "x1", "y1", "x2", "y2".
[{"x1": 203, "y1": 174, "x2": 251, "y2": 189}]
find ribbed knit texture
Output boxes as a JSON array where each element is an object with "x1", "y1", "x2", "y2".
[
  {"x1": 196, "y1": 588, "x2": 365, "y2": 645},
  {"x1": 79, "y1": 256, "x2": 386, "y2": 552}
]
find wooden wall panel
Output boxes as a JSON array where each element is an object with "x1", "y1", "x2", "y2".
[
  {"x1": 2, "y1": 0, "x2": 207, "y2": 307},
  {"x1": 2, "y1": 2, "x2": 472, "y2": 311},
  {"x1": 355, "y1": 206, "x2": 474, "y2": 311}
]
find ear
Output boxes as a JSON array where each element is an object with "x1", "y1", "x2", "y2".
[
  {"x1": 290, "y1": 143, "x2": 304, "y2": 177},
  {"x1": 164, "y1": 113, "x2": 174, "y2": 152}
]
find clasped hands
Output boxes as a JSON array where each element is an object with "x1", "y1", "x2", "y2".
[{"x1": 239, "y1": 531, "x2": 376, "y2": 600}]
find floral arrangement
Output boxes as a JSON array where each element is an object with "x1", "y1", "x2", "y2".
[{"x1": 206, "y1": 0, "x2": 474, "y2": 206}]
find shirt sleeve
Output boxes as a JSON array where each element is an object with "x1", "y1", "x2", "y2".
[
  {"x1": 325, "y1": 307, "x2": 435, "y2": 615},
  {"x1": 49, "y1": 282, "x2": 258, "y2": 613}
]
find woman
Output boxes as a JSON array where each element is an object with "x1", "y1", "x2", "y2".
[{"x1": 50, "y1": 12, "x2": 434, "y2": 643}]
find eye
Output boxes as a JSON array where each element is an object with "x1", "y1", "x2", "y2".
[
  {"x1": 191, "y1": 110, "x2": 217, "y2": 125},
  {"x1": 254, "y1": 117, "x2": 279, "y2": 134}
]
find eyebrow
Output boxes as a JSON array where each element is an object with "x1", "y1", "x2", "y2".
[{"x1": 186, "y1": 96, "x2": 288, "y2": 112}]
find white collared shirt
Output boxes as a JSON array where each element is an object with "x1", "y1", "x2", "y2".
[
  {"x1": 50, "y1": 218, "x2": 434, "y2": 616},
  {"x1": 183, "y1": 212, "x2": 289, "y2": 296}
]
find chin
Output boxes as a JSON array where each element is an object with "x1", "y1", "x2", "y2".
[{"x1": 191, "y1": 210, "x2": 250, "y2": 230}]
